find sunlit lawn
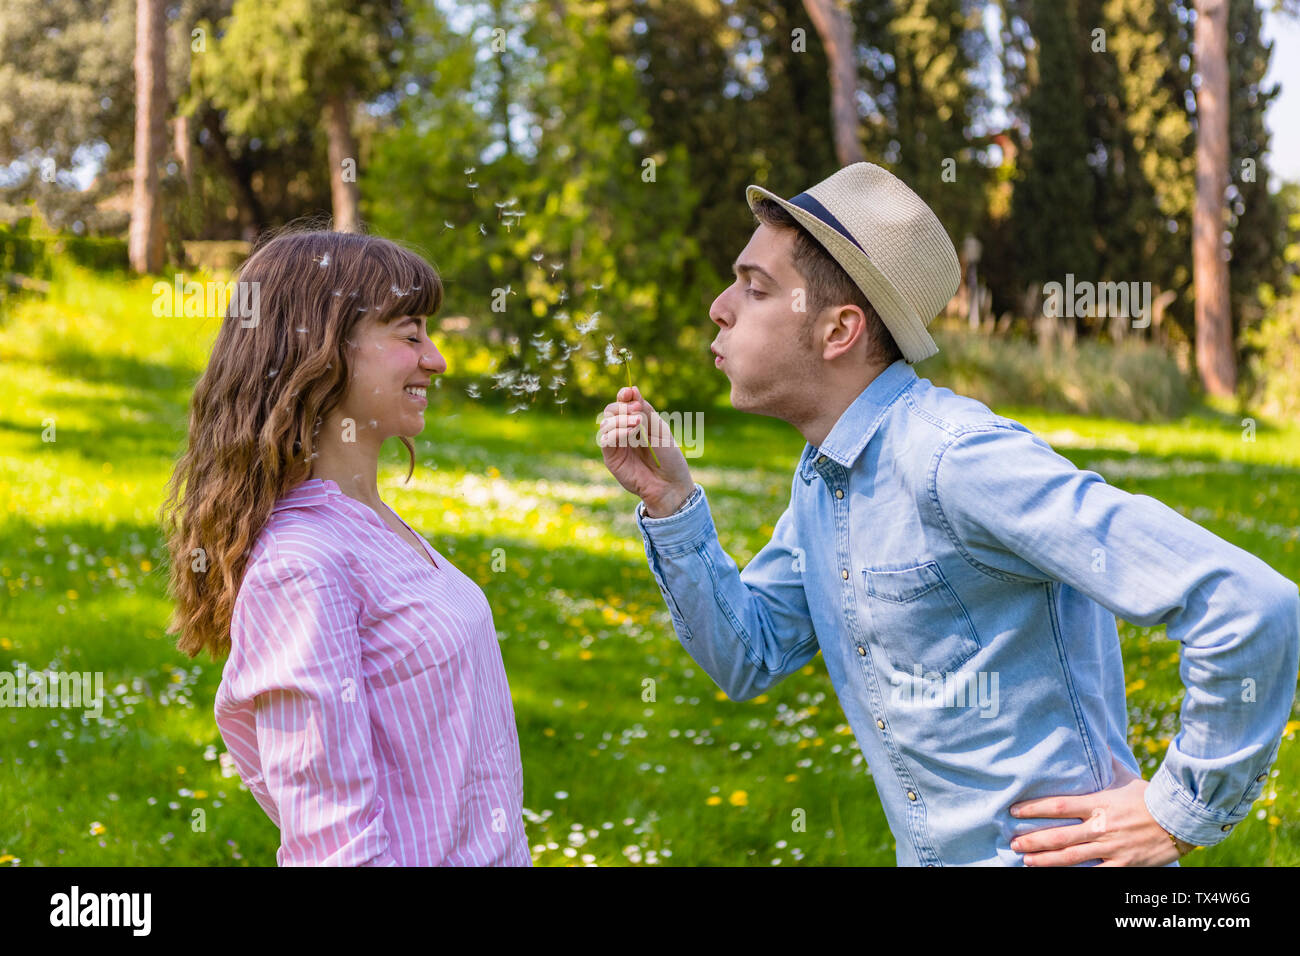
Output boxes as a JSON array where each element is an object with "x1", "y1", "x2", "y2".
[{"x1": 1, "y1": 262, "x2": 1297, "y2": 866}]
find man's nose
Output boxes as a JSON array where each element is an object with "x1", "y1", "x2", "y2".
[{"x1": 708, "y1": 288, "x2": 731, "y2": 327}]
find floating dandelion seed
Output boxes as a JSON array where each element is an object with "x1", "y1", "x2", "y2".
[
  {"x1": 592, "y1": 283, "x2": 604, "y2": 290},
  {"x1": 296, "y1": 327, "x2": 307, "y2": 333},
  {"x1": 531, "y1": 252, "x2": 545, "y2": 263},
  {"x1": 317, "y1": 252, "x2": 330, "y2": 267},
  {"x1": 557, "y1": 290, "x2": 569, "y2": 304},
  {"x1": 479, "y1": 223, "x2": 487, "y2": 235},
  {"x1": 466, "y1": 383, "x2": 481, "y2": 398},
  {"x1": 549, "y1": 261, "x2": 564, "y2": 273},
  {"x1": 443, "y1": 221, "x2": 456, "y2": 231},
  {"x1": 467, "y1": 181, "x2": 479, "y2": 189},
  {"x1": 576, "y1": 316, "x2": 598, "y2": 335},
  {"x1": 464, "y1": 166, "x2": 476, "y2": 175}
]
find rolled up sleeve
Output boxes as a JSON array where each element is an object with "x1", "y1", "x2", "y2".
[
  {"x1": 932, "y1": 423, "x2": 1300, "y2": 848},
  {"x1": 234, "y1": 558, "x2": 398, "y2": 866}
]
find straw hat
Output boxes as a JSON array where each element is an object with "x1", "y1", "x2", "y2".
[{"x1": 746, "y1": 162, "x2": 960, "y2": 363}]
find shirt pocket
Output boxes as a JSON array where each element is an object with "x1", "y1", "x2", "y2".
[{"x1": 862, "y1": 561, "x2": 981, "y2": 674}]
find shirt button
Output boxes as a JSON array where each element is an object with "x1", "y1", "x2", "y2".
[
  {"x1": 907, "y1": 791, "x2": 917, "y2": 801},
  {"x1": 1256, "y1": 773, "x2": 1267, "y2": 782},
  {"x1": 841, "y1": 569, "x2": 849, "y2": 579},
  {"x1": 835, "y1": 488, "x2": 844, "y2": 499},
  {"x1": 876, "y1": 718, "x2": 884, "y2": 729},
  {"x1": 817, "y1": 455, "x2": 826, "y2": 464},
  {"x1": 1220, "y1": 824, "x2": 1232, "y2": 832},
  {"x1": 857, "y1": 645, "x2": 867, "y2": 657}
]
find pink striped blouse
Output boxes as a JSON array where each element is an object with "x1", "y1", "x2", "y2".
[{"x1": 214, "y1": 478, "x2": 530, "y2": 866}]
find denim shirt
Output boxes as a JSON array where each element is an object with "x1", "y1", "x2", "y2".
[{"x1": 635, "y1": 359, "x2": 1300, "y2": 866}]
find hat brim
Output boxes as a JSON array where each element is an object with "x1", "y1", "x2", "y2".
[{"x1": 746, "y1": 184, "x2": 939, "y2": 363}]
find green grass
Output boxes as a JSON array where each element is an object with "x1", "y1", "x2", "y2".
[{"x1": 1, "y1": 260, "x2": 1296, "y2": 866}]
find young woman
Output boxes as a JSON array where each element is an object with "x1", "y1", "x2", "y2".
[{"x1": 162, "y1": 229, "x2": 530, "y2": 866}]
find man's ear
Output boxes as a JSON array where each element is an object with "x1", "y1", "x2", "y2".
[{"x1": 825, "y1": 305, "x2": 867, "y2": 361}]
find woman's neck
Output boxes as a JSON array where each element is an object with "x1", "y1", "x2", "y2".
[{"x1": 309, "y1": 431, "x2": 384, "y2": 510}]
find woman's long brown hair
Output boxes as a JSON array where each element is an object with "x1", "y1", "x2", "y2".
[{"x1": 161, "y1": 228, "x2": 443, "y2": 660}]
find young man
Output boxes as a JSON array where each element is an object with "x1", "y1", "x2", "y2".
[{"x1": 597, "y1": 162, "x2": 1300, "y2": 866}]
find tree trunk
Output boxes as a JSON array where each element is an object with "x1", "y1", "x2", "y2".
[
  {"x1": 324, "y1": 91, "x2": 361, "y2": 233},
  {"x1": 1192, "y1": 0, "x2": 1235, "y2": 397},
  {"x1": 129, "y1": 0, "x2": 167, "y2": 273},
  {"x1": 803, "y1": 0, "x2": 865, "y2": 166}
]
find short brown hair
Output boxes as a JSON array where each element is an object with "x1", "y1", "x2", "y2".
[{"x1": 750, "y1": 197, "x2": 901, "y2": 367}]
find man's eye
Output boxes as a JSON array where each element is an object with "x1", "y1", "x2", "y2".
[{"x1": 406, "y1": 335, "x2": 421, "y2": 343}]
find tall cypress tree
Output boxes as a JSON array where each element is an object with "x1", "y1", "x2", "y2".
[
  {"x1": 1225, "y1": 0, "x2": 1284, "y2": 336},
  {"x1": 1010, "y1": 0, "x2": 1097, "y2": 313},
  {"x1": 865, "y1": 0, "x2": 988, "y2": 245}
]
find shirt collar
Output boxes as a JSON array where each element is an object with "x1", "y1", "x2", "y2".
[
  {"x1": 799, "y1": 359, "x2": 917, "y2": 479},
  {"x1": 271, "y1": 478, "x2": 343, "y2": 513}
]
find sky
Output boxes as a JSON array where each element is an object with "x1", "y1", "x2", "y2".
[{"x1": 1261, "y1": 5, "x2": 1300, "y2": 188}]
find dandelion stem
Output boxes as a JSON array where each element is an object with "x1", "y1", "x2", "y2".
[{"x1": 622, "y1": 351, "x2": 661, "y2": 469}]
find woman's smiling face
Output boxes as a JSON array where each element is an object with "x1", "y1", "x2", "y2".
[{"x1": 341, "y1": 313, "x2": 446, "y2": 440}]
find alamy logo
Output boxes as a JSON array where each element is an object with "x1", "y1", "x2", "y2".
[
  {"x1": 152, "y1": 274, "x2": 261, "y2": 327},
  {"x1": 890, "y1": 665, "x2": 1000, "y2": 718},
  {"x1": 0, "y1": 666, "x2": 103, "y2": 719},
  {"x1": 49, "y1": 886, "x2": 151, "y2": 936},
  {"x1": 1042, "y1": 274, "x2": 1152, "y2": 329}
]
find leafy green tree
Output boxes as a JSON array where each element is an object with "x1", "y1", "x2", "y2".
[
  {"x1": 0, "y1": 0, "x2": 136, "y2": 231},
  {"x1": 193, "y1": 0, "x2": 414, "y2": 232}
]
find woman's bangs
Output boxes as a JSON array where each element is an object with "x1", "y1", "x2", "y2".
[{"x1": 369, "y1": 245, "x2": 442, "y2": 325}]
